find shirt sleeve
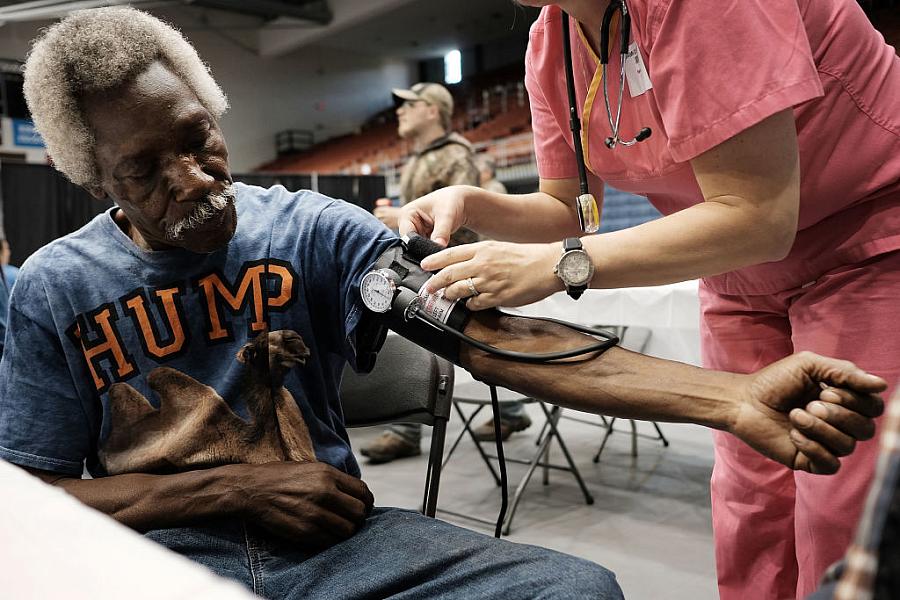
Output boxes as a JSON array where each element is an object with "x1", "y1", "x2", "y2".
[
  {"x1": 648, "y1": 0, "x2": 823, "y2": 162},
  {"x1": 305, "y1": 198, "x2": 400, "y2": 371},
  {"x1": 0, "y1": 271, "x2": 91, "y2": 476},
  {"x1": 525, "y1": 39, "x2": 580, "y2": 180}
]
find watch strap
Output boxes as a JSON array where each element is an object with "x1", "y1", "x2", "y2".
[
  {"x1": 567, "y1": 285, "x2": 587, "y2": 300},
  {"x1": 563, "y1": 237, "x2": 583, "y2": 252}
]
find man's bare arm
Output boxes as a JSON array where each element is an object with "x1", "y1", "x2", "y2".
[
  {"x1": 460, "y1": 312, "x2": 886, "y2": 474},
  {"x1": 25, "y1": 461, "x2": 373, "y2": 547}
]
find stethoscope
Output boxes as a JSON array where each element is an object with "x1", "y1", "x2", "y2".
[{"x1": 562, "y1": 0, "x2": 652, "y2": 233}]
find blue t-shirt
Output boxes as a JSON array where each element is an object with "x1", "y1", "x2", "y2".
[
  {"x1": 0, "y1": 269, "x2": 8, "y2": 357},
  {"x1": 0, "y1": 183, "x2": 397, "y2": 478},
  {"x1": 3, "y1": 264, "x2": 19, "y2": 290}
]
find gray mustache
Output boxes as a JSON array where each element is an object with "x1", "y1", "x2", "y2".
[{"x1": 166, "y1": 184, "x2": 235, "y2": 241}]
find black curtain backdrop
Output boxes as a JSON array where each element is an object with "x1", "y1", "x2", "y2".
[
  {"x1": 233, "y1": 173, "x2": 312, "y2": 194},
  {"x1": 0, "y1": 162, "x2": 112, "y2": 267},
  {"x1": 0, "y1": 163, "x2": 386, "y2": 266},
  {"x1": 235, "y1": 172, "x2": 385, "y2": 214}
]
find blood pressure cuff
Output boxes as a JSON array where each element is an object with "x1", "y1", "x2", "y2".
[
  {"x1": 354, "y1": 242, "x2": 468, "y2": 370},
  {"x1": 353, "y1": 245, "x2": 405, "y2": 373}
]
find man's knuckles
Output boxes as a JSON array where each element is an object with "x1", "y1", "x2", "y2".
[
  {"x1": 791, "y1": 411, "x2": 857, "y2": 456},
  {"x1": 809, "y1": 401, "x2": 876, "y2": 440},
  {"x1": 820, "y1": 387, "x2": 884, "y2": 418},
  {"x1": 790, "y1": 432, "x2": 841, "y2": 474}
]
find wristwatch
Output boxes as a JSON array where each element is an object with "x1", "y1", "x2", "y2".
[{"x1": 554, "y1": 238, "x2": 594, "y2": 300}]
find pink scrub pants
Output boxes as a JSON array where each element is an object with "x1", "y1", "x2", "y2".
[{"x1": 701, "y1": 250, "x2": 900, "y2": 600}]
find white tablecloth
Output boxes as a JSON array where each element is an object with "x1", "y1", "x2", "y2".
[
  {"x1": 0, "y1": 459, "x2": 255, "y2": 600},
  {"x1": 506, "y1": 280, "x2": 702, "y2": 365}
]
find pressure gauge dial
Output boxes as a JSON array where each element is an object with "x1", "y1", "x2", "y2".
[{"x1": 360, "y1": 269, "x2": 399, "y2": 313}]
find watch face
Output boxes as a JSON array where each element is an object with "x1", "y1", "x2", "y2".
[
  {"x1": 558, "y1": 251, "x2": 593, "y2": 286},
  {"x1": 360, "y1": 270, "x2": 395, "y2": 313}
]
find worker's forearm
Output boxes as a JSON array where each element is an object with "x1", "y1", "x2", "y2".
[
  {"x1": 460, "y1": 187, "x2": 583, "y2": 242},
  {"x1": 583, "y1": 200, "x2": 795, "y2": 288},
  {"x1": 460, "y1": 311, "x2": 741, "y2": 431},
  {"x1": 41, "y1": 464, "x2": 245, "y2": 532}
]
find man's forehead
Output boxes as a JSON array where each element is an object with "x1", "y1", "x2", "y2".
[
  {"x1": 84, "y1": 62, "x2": 209, "y2": 151},
  {"x1": 84, "y1": 61, "x2": 198, "y2": 114}
]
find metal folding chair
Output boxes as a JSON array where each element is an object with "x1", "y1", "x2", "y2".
[
  {"x1": 537, "y1": 325, "x2": 669, "y2": 460},
  {"x1": 340, "y1": 335, "x2": 454, "y2": 517},
  {"x1": 440, "y1": 378, "x2": 594, "y2": 535}
]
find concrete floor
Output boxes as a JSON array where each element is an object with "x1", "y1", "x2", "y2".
[{"x1": 350, "y1": 402, "x2": 719, "y2": 600}]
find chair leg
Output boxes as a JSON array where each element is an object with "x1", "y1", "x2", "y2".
[
  {"x1": 542, "y1": 403, "x2": 559, "y2": 486},
  {"x1": 592, "y1": 417, "x2": 669, "y2": 462},
  {"x1": 447, "y1": 402, "x2": 501, "y2": 485},
  {"x1": 502, "y1": 419, "x2": 556, "y2": 535},
  {"x1": 534, "y1": 418, "x2": 550, "y2": 447},
  {"x1": 542, "y1": 438, "x2": 551, "y2": 486},
  {"x1": 541, "y1": 403, "x2": 593, "y2": 506},
  {"x1": 593, "y1": 417, "x2": 617, "y2": 463},
  {"x1": 653, "y1": 421, "x2": 670, "y2": 447},
  {"x1": 630, "y1": 419, "x2": 638, "y2": 458},
  {"x1": 501, "y1": 404, "x2": 595, "y2": 535},
  {"x1": 443, "y1": 403, "x2": 480, "y2": 465},
  {"x1": 423, "y1": 418, "x2": 448, "y2": 517}
]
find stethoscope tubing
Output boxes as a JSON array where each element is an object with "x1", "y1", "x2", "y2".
[{"x1": 561, "y1": 1, "x2": 650, "y2": 232}]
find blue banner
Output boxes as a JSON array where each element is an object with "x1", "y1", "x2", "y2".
[{"x1": 12, "y1": 119, "x2": 44, "y2": 148}]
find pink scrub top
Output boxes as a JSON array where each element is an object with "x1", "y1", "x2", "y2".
[{"x1": 526, "y1": 1, "x2": 900, "y2": 295}]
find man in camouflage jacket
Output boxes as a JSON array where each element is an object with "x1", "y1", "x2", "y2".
[
  {"x1": 374, "y1": 82, "x2": 479, "y2": 247},
  {"x1": 364, "y1": 83, "x2": 479, "y2": 462}
]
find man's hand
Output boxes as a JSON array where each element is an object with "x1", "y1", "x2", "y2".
[
  {"x1": 227, "y1": 461, "x2": 374, "y2": 549},
  {"x1": 374, "y1": 205, "x2": 402, "y2": 230},
  {"x1": 731, "y1": 352, "x2": 886, "y2": 474},
  {"x1": 457, "y1": 311, "x2": 887, "y2": 476}
]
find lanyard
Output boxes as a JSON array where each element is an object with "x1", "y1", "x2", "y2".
[
  {"x1": 575, "y1": 14, "x2": 618, "y2": 175},
  {"x1": 561, "y1": 3, "x2": 652, "y2": 234}
]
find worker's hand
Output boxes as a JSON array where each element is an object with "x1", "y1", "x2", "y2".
[
  {"x1": 398, "y1": 185, "x2": 473, "y2": 246},
  {"x1": 421, "y1": 240, "x2": 563, "y2": 310},
  {"x1": 731, "y1": 352, "x2": 887, "y2": 474},
  {"x1": 229, "y1": 461, "x2": 374, "y2": 549},
  {"x1": 374, "y1": 205, "x2": 402, "y2": 230}
]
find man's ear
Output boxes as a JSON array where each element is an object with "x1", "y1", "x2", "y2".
[{"x1": 84, "y1": 183, "x2": 108, "y2": 200}]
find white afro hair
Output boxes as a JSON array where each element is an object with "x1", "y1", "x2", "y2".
[{"x1": 23, "y1": 6, "x2": 228, "y2": 187}]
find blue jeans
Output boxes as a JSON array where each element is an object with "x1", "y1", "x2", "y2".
[{"x1": 145, "y1": 507, "x2": 623, "y2": 599}]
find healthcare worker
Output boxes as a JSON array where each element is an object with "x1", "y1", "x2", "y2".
[{"x1": 398, "y1": 1, "x2": 900, "y2": 598}]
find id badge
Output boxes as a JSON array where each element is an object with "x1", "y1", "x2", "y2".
[{"x1": 624, "y1": 42, "x2": 652, "y2": 97}]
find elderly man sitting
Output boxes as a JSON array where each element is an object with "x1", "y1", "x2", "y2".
[{"x1": 0, "y1": 7, "x2": 886, "y2": 600}]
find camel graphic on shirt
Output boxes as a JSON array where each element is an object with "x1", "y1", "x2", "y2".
[{"x1": 99, "y1": 329, "x2": 317, "y2": 475}]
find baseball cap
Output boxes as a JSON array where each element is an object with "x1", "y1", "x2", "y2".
[{"x1": 392, "y1": 82, "x2": 454, "y2": 126}]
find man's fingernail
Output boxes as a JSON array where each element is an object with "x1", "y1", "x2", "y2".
[
  {"x1": 789, "y1": 429, "x2": 805, "y2": 444},
  {"x1": 864, "y1": 373, "x2": 887, "y2": 386},
  {"x1": 793, "y1": 411, "x2": 814, "y2": 427},
  {"x1": 808, "y1": 401, "x2": 830, "y2": 418},
  {"x1": 820, "y1": 389, "x2": 840, "y2": 403}
]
